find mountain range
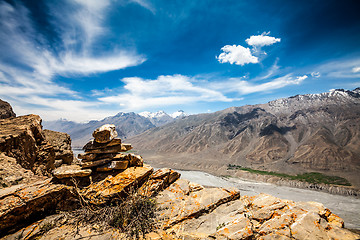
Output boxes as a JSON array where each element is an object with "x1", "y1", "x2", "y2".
[
  {"x1": 43, "y1": 110, "x2": 187, "y2": 148},
  {"x1": 128, "y1": 88, "x2": 360, "y2": 187}
]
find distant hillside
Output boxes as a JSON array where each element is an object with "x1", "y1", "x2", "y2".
[
  {"x1": 129, "y1": 88, "x2": 360, "y2": 187},
  {"x1": 43, "y1": 110, "x2": 187, "y2": 148}
]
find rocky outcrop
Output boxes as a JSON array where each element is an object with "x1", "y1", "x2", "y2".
[
  {"x1": 0, "y1": 114, "x2": 55, "y2": 176},
  {"x1": 165, "y1": 193, "x2": 360, "y2": 240},
  {"x1": 0, "y1": 178, "x2": 77, "y2": 235},
  {"x1": 0, "y1": 99, "x2": 15, "y2": 119},
  {"x1": 81, "y1": 164, "x2": 154, "y2": 205},
  {"x1": 43, "y1": 129, "x2": 74, "y2": 165}
]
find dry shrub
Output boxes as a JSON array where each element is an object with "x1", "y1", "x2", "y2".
[{"x1": 69, "y1": 178, "x2": 157, "y2": 239}]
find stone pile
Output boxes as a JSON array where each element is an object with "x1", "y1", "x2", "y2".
[
  {"x1": 78, "y1": 124, "x2": 143, "y2": 172},
  {"x1": 53, "y1": 124, "x2": 144, "y2": 180}
]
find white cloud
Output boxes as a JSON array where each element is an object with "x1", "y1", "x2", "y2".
[
  {"x1": 245, "y1": 32, "x2": 281, "y2": 47},
  {"x1": 352, "y1": 67, "x2": 360, "y2": 73},
  {"x1": 99, "y1": 75, "x2": 238, "y2": 110},
  {"x1": 217, "y1": 45, "x2": 258, "y2": 66},
  {"x1": 311, "y1": 72, "x2": 321, "y2": 78}
]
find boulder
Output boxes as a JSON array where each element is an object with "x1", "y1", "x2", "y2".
[
  {"x1": 0, "y1": 114, "x2": 55, "y2": 176},
  {"x1": 81, "y1": 165, "x2": 154, "y2": 205},
  {"x1": 0, "y1": 99, "x2": 15, "y2": 119},
  {"x1": 92, "y1": 124, "x2": 117, "y2": 143},
  {"x1": 43, "y1": 129, "x2": 74, "y2": 164},
  {"x1": 52, "y1": 165, "x2": 92, "y2": 179},
  {"x1": 0, "y1": 179, "x2": 77, "y2": 236}
]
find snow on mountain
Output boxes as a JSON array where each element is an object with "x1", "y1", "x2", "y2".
[{"x1": 171, "y1": 110, "x2": 187, "y2": 119}]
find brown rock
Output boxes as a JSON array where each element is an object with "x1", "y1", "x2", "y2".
[
  {"x1": 0, "y1": 114, "x2": 55, "y2": 176},
  {"x1": 0, "y1": 99, "x2": 15, "y2": 119},
  {"x1": 43, "y1": 129, "x2": 74, "y2": 164},
  {"x1": 96, "y1": 160, "x2": 129, "y2": 171},
  {"x1": 215, "y1": 215, "x2": 254, "y2": 239},
  {"x1": 0, "y1": 153, "x2": 44, "y2": 188},
  {"x1": 92, "y1": 124, "x2": 117, "y2": 143},
  {"x1": 156, "y1": 179, "x2": 240, "y2": 229},
  {"x1": 81, "y1": 165, "x2": 153, "y2": 204},
  {"x1": 0, "y1": 179, "x2": 76, "y2": 236},
  {"x1": 83, "y1": 138, "x2": 122, "y2": 151},
  {"x1": 78, "y1": 153, "x2": 116, "y2": 162},
  {"x1": 85, "y1": 143, "x2": 132, "y2": 154},
  {"x1": 80, "y1": 158, "x2": 112, "y2": 168},
  {"x1": 53, "y1": 165, "x2": 92, "y2": 179},
  {"x1": 139, "y1": 168, "x2": 181, "y2": 196}
]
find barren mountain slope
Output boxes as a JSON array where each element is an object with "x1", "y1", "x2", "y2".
[{"x1": 129, "y1": 89, "x2": 360, "y2": 186}]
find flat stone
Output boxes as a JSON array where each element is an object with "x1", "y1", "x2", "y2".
[
  {"x1": 82, "y1": 138, "x2": 122, "y2": 151},
  {"x1": 81, "y1": 165, "x2": 153, "y2": 205},
  {"x1": 92, "y1": 124, "x2": 117, "y2": 143},
  {"x1": 53, "y1": 165, "x2": 92, "y2": 179},
  {"x1": 85, "y1": 143, "x2": 132, "y2": 154},
  {"x1": 80, "y1": 158, "x2": 112, "y2": 168},
  {"x1": 96, "y1": 160, "x2": 129, "y2": 171}
]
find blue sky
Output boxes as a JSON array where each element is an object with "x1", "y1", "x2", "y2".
[{"x1": 0, "y1": 0, "x2": 359, "y2": 122}]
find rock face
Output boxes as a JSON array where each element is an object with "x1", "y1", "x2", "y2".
[
  {"x1": 0, "y1": 153, "x2": 44, "y2": 189},
  {"x1": 0, "y1": 114, "x2": 55, "y2": 176},
  {"x1": 0, "y1": 99, "x2": 16, "y2": 119},
  {"x1": 129, "y1": 88, "x2": 360, "y2": 187},
  {"x1": 43, "y1": 129, "x2": 74, "y2": 165},
  {"x1": 0, "y1": 179, "x2": 77, "y2": 235}
]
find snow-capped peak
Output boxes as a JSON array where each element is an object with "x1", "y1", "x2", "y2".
[
  {"x1": 139, "y1": 110, "x2": 170, "y2": 119},
  {"x1": 171, "y1": 110, "x2": 187, "y2": 119}
]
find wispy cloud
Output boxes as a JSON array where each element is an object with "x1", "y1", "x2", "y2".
[
  {"x1": 313, "y1": 57, "x2": 360, "y2": 79},
  {"x1": 0, "y1": 0, "x2": 146, "y2": 121},
  {"x1": 211, "y1": 74, "x2": 307, "y2": 95}
]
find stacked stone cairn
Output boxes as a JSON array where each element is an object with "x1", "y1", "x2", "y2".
[
  {"x1": 53, "y1": 124, "x2": 144, "y2": 179},
  {"x1": 79, "y1": 124, "x2": 143, "y2": 172}
]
